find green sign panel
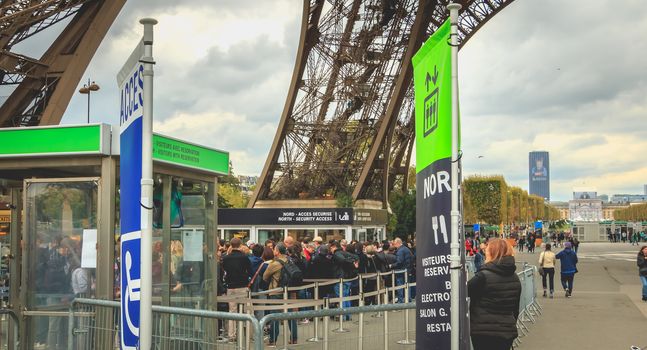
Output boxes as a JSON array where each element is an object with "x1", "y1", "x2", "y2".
[
  {"x1": 152, "y1": 134, "x2": 229, "y2": 175},
  {"x1": 412, "y1": 20, "x2": 453, "y2": 173},
  {"x1": 0, "y1": 124, "x2": 107, "y2": 157}
]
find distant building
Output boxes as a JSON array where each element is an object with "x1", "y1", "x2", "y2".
[
  {"x1": 573, "y1": 188, "x2": 597, "y2": 200},
  {"x1": 238, "y1": 175, "x2": 259, "y2": 195},
  {"x1": 569, "y1": 199, "x2": 603, "y2": 222},
  {"x1": 598, "y1": 194, "x2": 609, "y2": 203},
  {"x1": 644, "y1": 184, "x2": 647, "y2": 196},
  {"x1": 529, "y1": 151, "x2": 550, "y2": 201},
  {"x1": 602, "y1": 203, "x2": 629, "y2": 221},
  {"x1": 550, "y1": 201, "x2": 569, "y2": 220},
  {"x1": 609, "y1": 194, "x2": 647, "y2": 204}
]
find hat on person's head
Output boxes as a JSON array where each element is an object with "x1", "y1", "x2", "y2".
[
  {"x1": 313, "y1": 236, "x2": 323, "y2": 243},
  {"x1": 564, "y1": 241, "x2": 572, "y2": 249},
  {"x1": 246, "y1": 240, "x2": 256, "y2": 247}
]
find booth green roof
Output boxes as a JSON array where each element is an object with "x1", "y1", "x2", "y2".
[{"x1": 0, "y1": 124, "x2": 229, "y2": 176}]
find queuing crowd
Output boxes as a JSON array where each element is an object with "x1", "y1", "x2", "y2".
[{"x1": 216, "y1": 235, "x2": 416, "y2": 345}]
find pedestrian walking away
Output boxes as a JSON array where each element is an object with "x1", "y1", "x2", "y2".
[
  {"x1": 556, "y1": 241, "x2": 578, "y2": 298},
  {"x1": 539, "y1": 243, "x2": 556, "y2": 298},
  {"x1": 637, "y1": 246, "x2": 647, "y2": 302},
  {"x1": 468, "y1": 238, "x2": 522, "y2": 350}
]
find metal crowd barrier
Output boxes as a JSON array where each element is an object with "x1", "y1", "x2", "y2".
[
  {"x1": 68, "y1": 298, "x2": 258, "y2": 350},
  {"x1": 68, "y1": 263, "x2": 539, "y2": 349},
  {"x1": 0, "y1": 308, "x2": 19, "y2": 350}
]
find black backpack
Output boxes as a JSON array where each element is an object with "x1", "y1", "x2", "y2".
[{"x1": 277, "y1": 258, "x2": 303, "y2": 287}]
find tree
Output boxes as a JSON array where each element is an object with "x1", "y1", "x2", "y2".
[{"x1": 390, "y1": 190, "x2": 416, "y2": 240}]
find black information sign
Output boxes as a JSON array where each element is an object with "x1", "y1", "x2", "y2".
[{"x1": 218, "y1": 208, "x2": 353, "y2": 226}]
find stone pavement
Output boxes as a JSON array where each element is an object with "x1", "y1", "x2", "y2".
[{"x1": 514, "y1": 242, "x2": 647, "y2": 350}]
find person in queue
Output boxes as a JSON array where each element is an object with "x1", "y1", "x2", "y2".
[
  {"x1": 468, "y1": 238, "x2": 521, "y2": 350},
  {"x1": 389, "y1": 238, "x2": 413, "y2": 303},
  {"x1": 262, "y1": 242, "x2": 297, "y2": 346},
  {"x1": 330, "y1": 240, "x2": 358, "y2": 320},
  {"x1": 221, "y1": 238, "x2": 251, "y2": 342}
]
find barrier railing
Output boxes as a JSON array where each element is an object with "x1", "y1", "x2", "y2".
[
  {"x1": 68, "y1": 298, "x2": 258, "y2": 350},
  {"x1": 67, "y1": 262, "x2": 539, "y2": 349},
  {"x1": 0, "y1": 308, "x2": 19, "y2": 350}
]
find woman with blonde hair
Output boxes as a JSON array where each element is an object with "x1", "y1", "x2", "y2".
[{"x1": 468, "y1": 238, "x2": 522, "y2": 350}]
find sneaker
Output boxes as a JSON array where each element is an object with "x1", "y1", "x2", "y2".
[
  {"x1": 549, "y1": 292, "x2": 554, "y2": 299},
  {"x1": 542, "y1": 290, "x2": 547, "y2": 298}
]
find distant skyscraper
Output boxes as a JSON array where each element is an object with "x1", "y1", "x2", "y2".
[
  {"x1": 529, "y1": 151, "x2": 550, "y2": 201},
  {"x1": 644, "y1": 184, "x2": 647, "y2": 196}
]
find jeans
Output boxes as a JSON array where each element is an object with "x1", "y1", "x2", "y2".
[
  {"x1": 395, "y1": 274, "x2": 405, "y2": 303},
  {"x1": 542, "y1": 268, "x2": 555, "y2": 292},
  {"x1": 268, "y1": 295, "x2": 297, "y2": 343},
  {"x1": 334, "y1": 282, "x2": 352, "y2": 320},
  {"x1": 561, "y1": 273, "x2": 574, "y2": 292},
  {"x1": 640, "y1": 275, "x2": 647, "y2": 299}
]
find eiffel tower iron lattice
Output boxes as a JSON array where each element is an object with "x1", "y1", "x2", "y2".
[
  {"x1": 0, "y1": 0, "x2": 125, "y2": 127},
  {"x1": 249, "y1": 0, "x2": 515, "y2": 208}
]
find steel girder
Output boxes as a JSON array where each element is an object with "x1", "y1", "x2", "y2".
[
  {"x1": 0, "y1": 0, "x2": 125, "y2": 127},
  {"x1": 249, "y1": 0, "x2": 517, "y2": 208}
]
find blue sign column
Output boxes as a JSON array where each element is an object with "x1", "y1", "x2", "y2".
[{"x1": 118, "y1": 42, "x2": 144, "y2": 349}]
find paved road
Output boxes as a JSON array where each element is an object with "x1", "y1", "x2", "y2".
[{"x1": 514, "y1": 242, "x2": 647, "y2": 350}]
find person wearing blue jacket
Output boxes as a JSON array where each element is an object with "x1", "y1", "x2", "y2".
[
  {"x1": 556, "y1": 241, "x2": 578, "y2": 298},
  {"x1": 389, "y1": 238, "x2": 413, "y2": 303}
]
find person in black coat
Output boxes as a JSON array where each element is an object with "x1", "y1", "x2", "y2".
[
  {"x1": 638, "y1": 246, "x2": 647, "y2": 301},
  {"x1": 468, "y1": 238, "x2": 522, "y2": 350}
]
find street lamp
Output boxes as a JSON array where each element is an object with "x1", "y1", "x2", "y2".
[{"x1": 78, "y1": 78, "x2": 100, "y2": 123}]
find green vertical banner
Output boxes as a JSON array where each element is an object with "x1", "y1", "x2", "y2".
[{"x1": 413, "y1": 19, "x2": 467, "y2": 349}]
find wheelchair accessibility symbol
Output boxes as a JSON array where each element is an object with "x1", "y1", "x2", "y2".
[{"x1": 121, "y1": 231, "x2": 141, "y2": 349}]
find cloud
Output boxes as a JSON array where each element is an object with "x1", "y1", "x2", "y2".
[
  {"x1": 47, "y1": 0, "x2": 647, "y2": 201},
  {"x1": 459, "y1": 0, "x2": 647, "y2": 200}
]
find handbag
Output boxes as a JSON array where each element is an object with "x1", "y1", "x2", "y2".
[
  {"x1": 538, "y1": 252, "x2": 545, "y2": 276},
  {"x1": 247, "y1": 263, "x2": 264, "y2": 291}
]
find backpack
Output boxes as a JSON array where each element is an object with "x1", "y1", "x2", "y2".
[{"x1": 277, "y1": 258, "x2": 303, "y2": 287}]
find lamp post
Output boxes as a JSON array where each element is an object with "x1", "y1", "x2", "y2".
[{"x1": 78, "y1": 78, "x2": 100, "y2": 123}]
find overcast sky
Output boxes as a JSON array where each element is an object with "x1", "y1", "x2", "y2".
[{"x1": 49, "y1": 0, "x2": 646, "y2": 202}]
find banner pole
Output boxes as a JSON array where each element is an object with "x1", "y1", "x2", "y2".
[
  {"x1": 447, "y1": 3, "x2": 462, "y2": 350},
  {"x1": 139, "y1": 17, "x2": 157, "y2": 350}
]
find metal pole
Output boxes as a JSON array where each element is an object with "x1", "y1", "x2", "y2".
[
  {"x1": 238, "y1": 304, "x2": 245, "y2": 350},
  {"x1": 397, "y1": 275, "x2": 414, "y2": 345},
  {"x1": 308, "y1": 282, "x2": 321, "y2": 342},
  {"x1": 446, "y1": 4, "x2": 462, "y2": 350},
  {"x1": 358, "y1": 277, "x2": 364, "y2": 350},
  {"x1": 323, "y1": 298, "x2": 329, "y2": 350},
  {"x1": 139, "y1": 17, "x2": 157, "y2": 350},
  {"x1": 333, "y1": 278, "x2": 348, "y2": 332},
  {"x1": 87, "y1": 79, "x2": 91, "y2": 124}
]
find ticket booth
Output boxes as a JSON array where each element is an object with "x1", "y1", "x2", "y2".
[{"x1": 0, "y1": 124, "x2": 228, "y2": 349}]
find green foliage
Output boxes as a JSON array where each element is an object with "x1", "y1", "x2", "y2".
[
  {"x1": 335, "y1": 192, "x2": 354, "y2": 208},
  {"x1": 463, "y1": 176, "x2": 507, "y2": 225},
  {"x1": 463, "y1": 177, "x2": 558, "y2": 225},
  {"x1": 390, "y1": 190, "x2": 416, "y2": 239},
  {"x1": 615, "y1": 203, "x2": 647, "y2": 221}
]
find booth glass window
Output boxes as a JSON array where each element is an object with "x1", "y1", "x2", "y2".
[
  {"x1": 258, "y1": 229, "x2": 283, "y2": 244},
  {"x1": 168, "y1": 179, "x2": 214, "y2": 309},
  {"x1": 318, "y1": 229, "x2": 345, "y2": 243},
  {"x1": 224, "y1": 229, "x2": 250, "y2": 242},
  {"x1": 287, "y1": 229, "x2": 314, "y2": 242},
  {"x1": 24, "y1": 180, "x2": 98, "y2": 310}
]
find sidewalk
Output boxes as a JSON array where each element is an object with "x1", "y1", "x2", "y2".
[{"x1": 515, "y1": 243, "x2": 647, "y2": 349}]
